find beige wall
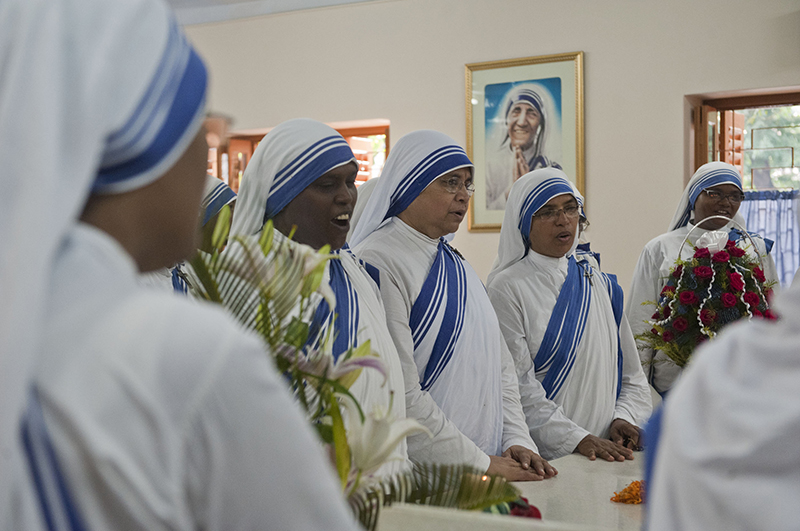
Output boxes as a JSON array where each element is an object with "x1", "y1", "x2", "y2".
[{"x1": 186, "y1": 0, "x2": 800, "y2": 290}]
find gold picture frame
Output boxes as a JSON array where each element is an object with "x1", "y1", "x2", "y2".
[{"x1": 466, "y1": 52, "x2": 585, "y2": 232}]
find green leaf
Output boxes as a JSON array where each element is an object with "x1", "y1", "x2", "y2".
[
  {"x1": 258, "y1": 219, "x2": 274, "y2": 256},
  {"x1": 285, "y1": 317, "x2": 310, "y2": 349},
  {"x1": 328, "y1": 394, "x2": 351, "y2": 490},
  {"x1": 347, "y1": 463, "x2": 521, "y2": 531},
  {"x1": 211, "y1": 204, "x2": 232, "y2": 252}
]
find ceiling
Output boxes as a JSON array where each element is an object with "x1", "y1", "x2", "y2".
[{"x1": 166, "y1": 0, "x2": 376, "y2": 25}]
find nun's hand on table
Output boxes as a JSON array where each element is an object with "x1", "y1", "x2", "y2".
[
  {"x1": 487, "y1": 452, "x2": 553, "y2": 482},
  {"x1": 609, "y1": 418, "x2": 643, "y2": 451},
  {"x1": 575, "y1": 434, "x2": 634, "y2": 462}
]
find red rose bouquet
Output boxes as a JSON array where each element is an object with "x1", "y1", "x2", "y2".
[{"x1": 637, "y1": 231, "x2": 777, "y2": 368}]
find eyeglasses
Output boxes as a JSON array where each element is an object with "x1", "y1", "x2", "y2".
[
  {"x1": 533, "y1": 205, "x2": 581, "y2": 223},
  {"x1": 704, "y1": 189, "x2": 745, "y2": 204},
  {"x1": 438, "y1": 176, "x2": 475, "y2": 196}
]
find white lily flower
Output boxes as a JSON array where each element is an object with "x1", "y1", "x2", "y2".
[{"x1": 341, "y1": 393, "x2": 431, "y2": 476}]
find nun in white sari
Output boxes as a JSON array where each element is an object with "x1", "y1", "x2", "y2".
[
  {"x1": 627, "y1": 162, "x2": 778, "y2": 395},
  {"x1": 1, "y1": 2, "x2": 357, "y2": 529},
  {"x1": 230, "y1": 118, "x2": 410, "y2": 476},
  {"x1": 351, "y1": 130, "x2": 563, "y2": 480},
  {"x1": 487, "y1": 169, "x2": 652, "y2": 460}
]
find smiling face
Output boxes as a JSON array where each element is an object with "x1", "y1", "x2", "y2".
[
  {"x1": 693, "y1": 183, "x2": 742, "y2": 230},
  {"x1": 507, "y1": 102, "x2": 541, "y2": 150},
  {"x1": 397, "y1": 167, "x2": 472, "y2": 239},
  {"x1": 272, "y1": 161, "x2": 358, "y2": 250},
  {"x1": 528, "y1": 194, "x2": 579, "y2": 258}
]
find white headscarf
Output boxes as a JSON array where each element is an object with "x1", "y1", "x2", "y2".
[
  {"x1": 0, "y1": 0, "x2": 206, "y2": 515},
  {"x1": 201, "y1": 175, "x2": 236, "y2": 226},
  {"x1": 668, "y1": 162, "x2": 746, "y2": 231},
  {"x1": 348, "y1": 177, "x2": 380, "y2": 240},
  {"x1": 348, "y1": 130, "x2": 473, "y2": 247},
  {"x1": 493, "y1": 83, "x2": 562, "y2": 164},
  {"x1": 229, "y1": 118, "x2": 356, "y2": 238},
  {"x1": 487, "y1": 168, "x2": 583, "y2": 286}
]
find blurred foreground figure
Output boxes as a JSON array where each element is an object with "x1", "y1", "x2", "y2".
[
  {"x1": 0, "y1": 1, "x2": 357, "y2": 529},
  {"x1": 646, "y1": 288, "x2": 799, "y2": 530}
]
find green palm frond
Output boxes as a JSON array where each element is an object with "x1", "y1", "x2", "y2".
[{"x1": 348, "y1": 463, "x2": 521, "y2": 531}]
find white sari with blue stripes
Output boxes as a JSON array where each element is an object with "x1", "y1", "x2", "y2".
[
  {"x1": 356, "y1": 218, "x2": 536, "y2": 467},
  {"x1": 489, "y1": 250, "x2": 652, "y2": 440}
]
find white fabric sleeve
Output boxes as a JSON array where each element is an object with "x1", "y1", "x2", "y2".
[
  {"x1": 184, "y1": 335, "x2": 359, "y2": 531},
  {"x1": 756, "y1": 238, "x2": 780, "y2": 290},
  {"x1": 377, "y1": 270, "x2": 491, "y2": 472},
  {"x1": 488, "y1": 283, "x2": 588, "y2": 460},
  {"x1": 612, "y1": 314, "x2": 654, "y2": 428},
  {"x1": 498, "y1": 339, "x2": 539, "y2": 453},
  {"x1": 626, "y1": 244, "x2": 660, "y2": 371},
  {"x1": 627, "y1": 243, "x2": 684, "y2": 395}
]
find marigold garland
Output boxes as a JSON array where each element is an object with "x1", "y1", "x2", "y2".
[
  {"x1": 611, "y1": 480, "x2": 645, "y2": 504},
  {"x1": 637, "y1": 238, "x2": 776, "y2": 368}
]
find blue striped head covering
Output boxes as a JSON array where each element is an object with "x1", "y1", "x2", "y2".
[
  {"x1": 201, "y1": 175, "x2": 236, "y2": 226},
  {"x1": 349, "y1": 130, "x2": 473, "y2": 247},
  {"x1": 487, "y1": 167, "x2": 582, "y2": 287},
  {"x1": 668, "y1": 162, "x2": 743, "y2": 231},
  {"x1": 505, "y1": 87, "x2": 544, "y2": 120},
  {"x1": 230, "y1": 118, "x2": 356, "y2": 237},
  {"x1": 94, "y1": 17, "x2": 207, "y2": 194}
]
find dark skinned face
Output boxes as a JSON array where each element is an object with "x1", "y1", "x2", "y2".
[{"x1": 272, "y1": 161, "x2": 358, "y2": 250}]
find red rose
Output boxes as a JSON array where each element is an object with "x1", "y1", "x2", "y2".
[
  {"x1": 509, "y1": 497, "x2": 542, "y2": 519},
  {"x1": 661, "y1": 285, "x2": 675, "y2": 296},
  {"x1": 721, "y1": 292, "x2": 738, "y2": 308},
  {"x1": 663, "y1": 305, "x2": 671, "y2": 318},
  {"x1": 729, "y1": 246, "x2": 745, "y2": 258},
  {"x1": 765, "y1": 289, "x2": 774, "y2": 303},
  {"x1": 694, "y1": 266, "x2": 713, "y2": 279},
  {"x1": 693, "y1": 248, "x2": 710, "y2": 259},
  {"x1": 652, "y1": 311, "x2": 660, "y2": 319},
  {"x1": 725, "y1": 239, "x2": 736, "y2": 249},
  {"x1": 672, "y1": 317, "x2": 689, "y2": 332},
  {"x1": 728, "y1": 271, "x2": 745, "y2": 292},
  {"x1": 764, "y1": 309, "x2": 778, "y2": 321},
  {"x1": 662, "y1": 330, "x2": 674, "y2": 342},
  {"x1": 700, "y1": 308, "x2": 715, "y2": 325},
  {"x1": 743, "y1": 291, "x2": 760, "y2": 306},
  {"x1": 651, "y1": 328, "x2": 659, "y2": 335},
  {"x1": 679, "y1": 291, "x2": 699, "y2": 305},
  {"x1": 752, "y1": 309, "x2": 763, "y2": 318},
  {"x1": 712, "y1": 251, "x2": 730, "y2": 263},
  {"x1": 753, "y1": 267, "x2": 766, "y2": 283},
  {"x1": 672, "y1": 265, "x2": 683, "y2": 278}
]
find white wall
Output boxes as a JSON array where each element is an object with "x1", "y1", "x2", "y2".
[{"x1": 186, "y1": 0, "x2": 800, "y2": 289}]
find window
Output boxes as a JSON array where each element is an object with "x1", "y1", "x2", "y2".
[{"x1": 691, "y1": 90, "x2": 800, "y2": 286}]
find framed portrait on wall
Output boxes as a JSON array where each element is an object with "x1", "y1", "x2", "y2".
[{"x1": 466, "y1": 52, "x2": 584, "y2": 231}]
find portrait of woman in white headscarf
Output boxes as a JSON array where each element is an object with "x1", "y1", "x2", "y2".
[
  {"x1": 485, "y1": 80, "x2": 563, "y2": 211},
  {"x1": 627, "y1": 162, "x2": 779, "y2": 395}
]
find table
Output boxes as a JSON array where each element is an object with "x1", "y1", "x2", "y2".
[
  {"x1": 377, "y1": 453, "x2": 644, "y2": 531},
  {"x1": 513, "y1": 453, "x2": 644, "y2": 530}
]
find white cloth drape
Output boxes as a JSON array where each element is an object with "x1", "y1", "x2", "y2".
[
  {"x1": 0, "y1": 0, "x2": 196, "y2": 524},
  {"x1": 356, "y1": 218, "x2": 535, "y2": 468},
  {"x1": 35, "y1": 224, "x2": 357, "y2": 530},
  {"x1": 646, "y1": 282, "x2": 800, "y2": 530}
]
